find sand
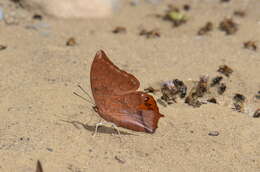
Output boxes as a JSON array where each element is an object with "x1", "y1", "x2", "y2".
[{"x1": 0, "y1": 0, "x2": 259, "y2": 171}]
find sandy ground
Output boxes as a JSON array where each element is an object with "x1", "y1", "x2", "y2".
[{"x1": 0, "y1": 0, "x2": 260, "y2": 171}]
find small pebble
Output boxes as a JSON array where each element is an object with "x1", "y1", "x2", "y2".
[
  {"x1": 112, "y1": 26, "x2": 126, "y2": 34},
  {"x1": 66, "y1": 37, "x2": 76, "y2": 46},
  {"x1": 0, "y1": 45, "x2": 7, "y2": 50},
  {"x1": 183, "y1": 4, "x2": 190, "y2": 11},
  {"x1": 32, "y1": 14, "x2": 43, "y2": 20},
  {"x1": 46, "y1": 148, "x2": 53, "y2": 152},
  {"x1": 208, "y1": 131, "x2": 219, "y2": 136}
]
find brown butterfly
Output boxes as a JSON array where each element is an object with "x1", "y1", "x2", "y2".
[{"x1": 90, "y1": 50, "x2": 164, "y2": 133}]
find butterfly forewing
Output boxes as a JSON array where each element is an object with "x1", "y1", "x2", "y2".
[{"x1": 91, "y1": 50, "x2": 140, "y2": 97}]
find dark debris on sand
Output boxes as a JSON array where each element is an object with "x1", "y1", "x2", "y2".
[
  {"x1": 198, "y1": 22, "x2": 213, "y2": 36},
  {"x1": 219, "y1": 18, "x2": 238, "y2": 35},
  {"x1": 217, "y1": 65, "x2": 233, "y2": 77},
  {"x1": 139, "y1": 29, "x2": 160, "y2": 38}
]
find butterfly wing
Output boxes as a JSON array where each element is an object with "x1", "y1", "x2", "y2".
[
  {"x1": 96, "y1": 91, "x2": 164, "y2": 133},
  {"x1": 90, "y1": 50, "x2": 164, "y2": 133},
  {"x1": 91, "y1": 50, "x2": 140, "y2": 108}
]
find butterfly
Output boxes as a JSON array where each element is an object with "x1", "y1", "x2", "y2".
[{"x1": 89, "y1": 50, "x2": 164, "y2": 133}]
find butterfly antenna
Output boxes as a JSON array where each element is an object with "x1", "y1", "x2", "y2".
[
  {"x1": 77, "y1": 85, "x2": 94, "y2": 102},
  {"x1": 73, "y1": 92, "x2": 95, "y2": 106}
]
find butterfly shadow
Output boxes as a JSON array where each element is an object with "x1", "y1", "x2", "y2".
[{"x1": 62, "y1": 120, "x2": 135, "y2": 136}]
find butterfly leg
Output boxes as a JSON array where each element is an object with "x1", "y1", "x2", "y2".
[
  {"x1": 111, "y1": 124, "x2": 122, "y2": 142},
  {"x1": 111, "y1": 124, "x2": 121, "y2": 136},
  {"x1": 92, "y1": 121, "x2": 121, "y2": 138},
  {"x1": 92, "y1": 122, "x2": 103, "y2": 137}
]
